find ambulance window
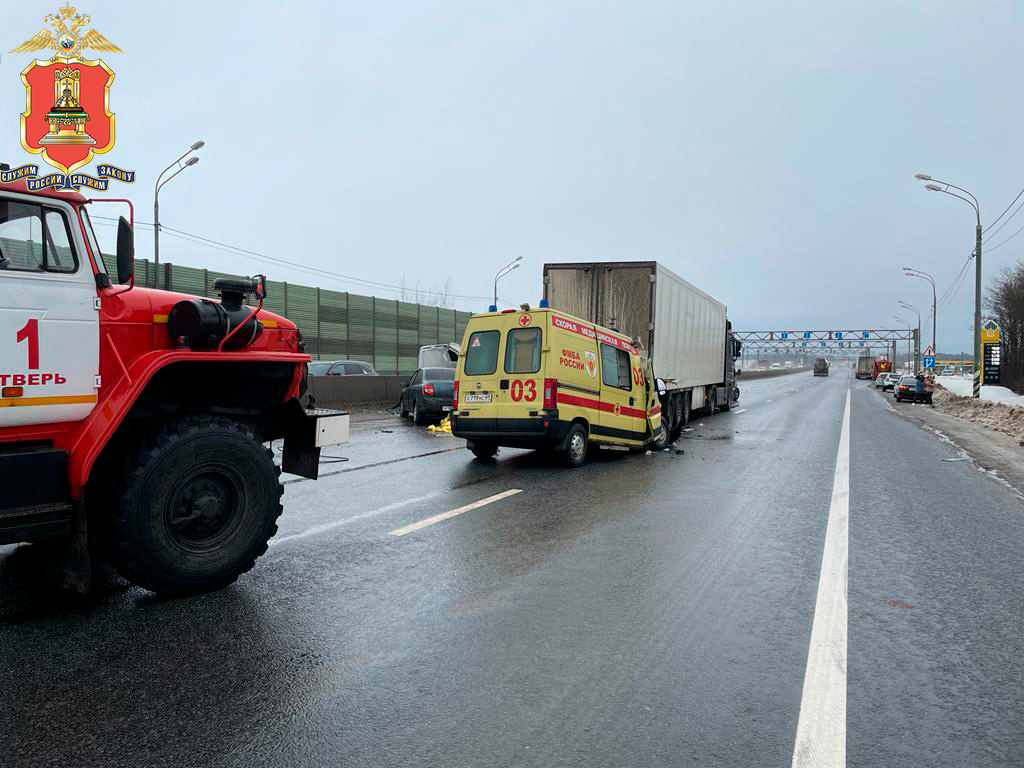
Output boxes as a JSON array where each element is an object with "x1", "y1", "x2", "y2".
[
  {"x1": 465, "y1": 331, "x2": 499, "y2": 375},
  {"x1": 504, "y1": 328, "x2": 541, "y2": 374},
  {"x1": 600, "y1": 344, "x2": 631, "y2": 390}
]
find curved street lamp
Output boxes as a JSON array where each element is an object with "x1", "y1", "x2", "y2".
[
  {"x1": 915, "y1": 172, "x2": 982, "y2": 396},
  {"x1": 491, "y1": 256, "x2": 522, "y2": 311},
  {"x1": 893, "y1": 315, "x2": 914, "y2": 371},
  {"x1": 898, "y1": 301, "x2": 921, "y2": 369},
  {"x1": 155, "y1": 140, "x2": 205, "y2": 265},
  {"x1": 902, "y1": 267, "x2": 937, "y2": 358}
]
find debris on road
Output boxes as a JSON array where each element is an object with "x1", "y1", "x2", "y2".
[
  {"x1": 676, "y1": 449, "x2": 685, "y2": 455},
  {"x1": 427, "y1": 415, "x2": 453, "y2": 434}
]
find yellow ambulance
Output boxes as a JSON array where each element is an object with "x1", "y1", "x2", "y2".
[{"x1": 450, "y1": 304, "x2": 664, "y2": 467}]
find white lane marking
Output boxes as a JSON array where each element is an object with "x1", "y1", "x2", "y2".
[
  {"x1": 388, "y1": 489, "x2": 522, "y2": 537},
  {"x1": 766, "y1": 399, "x2": 775, "y2": 403},
  {"x1": 733, "y1": 408, "x2": 748, "y2": 414},
  {"x1": 791, "y1": 388, "x2": 850, "y2": 768},
  {"x1": 271, "y1": 489, "x2": 447, "y2": 546}
]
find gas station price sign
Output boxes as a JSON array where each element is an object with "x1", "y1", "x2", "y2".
[{"x1": 983, "y1": 342, "x2": 1001, "y2": 385}]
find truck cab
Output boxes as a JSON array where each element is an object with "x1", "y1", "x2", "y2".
[
  {"x1": 451, "y1": 306, "x2": 663, "y2": 466},
  {"x1": 0, "y1": 177, "x2": 348, "y2": 595}
]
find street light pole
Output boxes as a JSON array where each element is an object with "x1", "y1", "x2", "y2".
[
  {"x1": 491, "y1": 256, "x2": 522, "y2": 311},
  {"x1": 915, "y1": 173, "x2": 982, "y2": 397},
  {"x1": 902, "y1": 267, "x2": 936, "y2": 358},
  {"x1": 154, "y1": 140, "x2": 205, "y2": 265},
  {"x1": 894, "y1": 316, "x2": 913, "y2": 370},
  {"x1": 898, "y1": 300, "x2": 922, "y2": 370}
]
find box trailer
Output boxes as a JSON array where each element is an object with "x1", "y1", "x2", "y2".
[{"x1": 542, "y1": 261, "x2": 739, "y2": 443}]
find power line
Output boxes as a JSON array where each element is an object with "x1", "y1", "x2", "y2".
[
  {"x1": 90, "y1": 215, "x2": 498, "y2": 304},
  {"x1": 936, "y1": 257, "x2": 972, "y2": 313},
  {"x1": 982, "y1": 219, "x2": 1024, "y2": 254},
  {"x1": 983, "y1": 185, "x2": 1024, "y2": 235},
  {"x1": 983, "y1": 195, "x2": 1024, "y2": 243}
]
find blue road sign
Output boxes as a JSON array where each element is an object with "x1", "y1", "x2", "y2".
[
  {"x1": 923, "y1": 356, "x2": 935, "y2": 369},
  {"x1": 803, "y1": 332, "x2": 811, "y2": 339},
  {"x1": 835, "y1": 332, "x2": 844, "y2": 339},
  {"x1": 781, "y1": 331, "x2": 788, "y2": 339}
]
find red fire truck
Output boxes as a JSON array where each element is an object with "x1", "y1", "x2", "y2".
[{"x1": 0, "y1": 174, "x2": 347, "y2": 595}]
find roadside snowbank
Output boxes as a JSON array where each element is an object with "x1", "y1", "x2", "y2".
[
  {"x1": 932, "y1": 382, "x2": 1024, "y2": 441},
  {"x1": 935, "y1": 376, "x2": 1024, "y2": 406}
]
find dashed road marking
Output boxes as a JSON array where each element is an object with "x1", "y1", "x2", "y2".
[
  {"x1": 271, "y1": 490, "x2": 448, "y2": 545},
  {"x1": 733, "y1": 408, "x2": 748, "y2": 414},
  {"x1": 791, "y1": 388, "x2": 849, "y2": 768},
  {"x1": 388, "y1": 489, "x2": 523, "y2": 536}
]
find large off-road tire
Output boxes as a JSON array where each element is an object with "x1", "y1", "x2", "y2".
[
  {"x1": 106, "y1": 415, "x2": 283, "y2": 596},
  {"x1": 561, "y1": 423, "x2": 589, "y2": 468}
]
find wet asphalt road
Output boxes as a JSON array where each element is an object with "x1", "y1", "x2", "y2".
[{"x1": 2, "y1": 370, "x2": 1023, "y2": 767}]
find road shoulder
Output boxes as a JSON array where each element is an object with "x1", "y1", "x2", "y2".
[{"x1": 876, "y1": 388, "x2": 1024, "y2": 495}]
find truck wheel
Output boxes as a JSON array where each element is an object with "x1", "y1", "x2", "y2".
[
  {"x1": 413, "y1": 400, "x2": 427, "y2": 426},
  {"x1": 470, "y1": 441, "x2": 498, "y2": 459},
  {"x1": 106, "y1": 415, "x2": 283, "y2": 596},
  {"x1": 561, "y1": 423, "x2": 588, "y2": 468}
]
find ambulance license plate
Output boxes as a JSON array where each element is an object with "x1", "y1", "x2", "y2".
[{"x1": 464, "y1": 393, "x2": 491, "y2": 403}]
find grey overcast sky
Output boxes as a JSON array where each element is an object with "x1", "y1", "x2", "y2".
[{"x1": 3, "y1": 0, "x2": 1023, "y2": 352}]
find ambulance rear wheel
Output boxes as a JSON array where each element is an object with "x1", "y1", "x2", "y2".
[
  {"x1": 105, "y1": 415, "x2": 283, "y2": 596},
  {"x1": 470, "y1": 441, "x2": 498, "y2": 459},
  {"x1": 561, "y1": 423, "x2": 588, "y2": 468}
]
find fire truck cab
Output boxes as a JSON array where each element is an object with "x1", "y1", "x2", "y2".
[{"x1": 0, "y1": 176, "x2": 348, "y2": 595}]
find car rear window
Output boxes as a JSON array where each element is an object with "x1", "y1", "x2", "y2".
[
  {"x1": 504, "y1": 328, "x2": 541, "y2": 374},
  {"x1": 465, "y1": 331, "x2": 500, "y2": 375},
  {"x1": 425, "y1": 368, "x2": 456, "y2": 380},
  {"x1": 899, "y1": 377, "x2": 916, "y2": 385}
]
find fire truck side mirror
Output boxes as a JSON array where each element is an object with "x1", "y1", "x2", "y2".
[{"x1": 116, "y1": 216, "x2": 134, "y2": 284}]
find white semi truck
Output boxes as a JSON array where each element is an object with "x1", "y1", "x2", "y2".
[{"x1": 542, "y1": 261, "x2": 740, "y2": 444}]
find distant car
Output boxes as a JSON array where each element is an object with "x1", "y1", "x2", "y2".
[
  {"x1": 941, "y1": 366, "x2": 955, "y2": 376},
  {"x1": 401, "y1": 367, "x2": 456, "y2": 425},
  {"x1": 882, "y1": 372, "x2": 900, "y2": 391},
  {"x1": 894, "y1": 375, "x2": 932, "y2": 404},
  {"x1": 769, "y1": 362, "x2": 783, "y2": 370},
  {"x1": 308, "y1": 360, "x2": 378, "y2": 376},
  {"x1": 874, "y1": 372, "x2": 887, "y2": 388}
]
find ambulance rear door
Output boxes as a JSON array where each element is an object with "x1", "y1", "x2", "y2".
[
  {"x1": 460, "y1": 321, "x2": 504, "y2": 428},
  {"x1": 498, "y1": 312, "x2": 544, "y2": 425}
]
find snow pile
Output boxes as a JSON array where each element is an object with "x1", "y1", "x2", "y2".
[
  {"x1": 932, "y1": 383, "x2": 1024, "y2": 441},
  {"x1": 935, "y1": 376, "x2": 1024, "y2": 406}
]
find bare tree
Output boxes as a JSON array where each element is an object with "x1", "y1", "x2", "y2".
[
  {"x1": 434, "y1": 274, "x2": 454, "y2": 309},
  {"x1": 397, "y1": 272, "x2": 456, "y2": 308},
  {"x1": 986, "y1": 260, "x2": 1024, "y2": 393}
]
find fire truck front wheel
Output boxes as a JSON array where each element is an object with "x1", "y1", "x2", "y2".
[{"x1": 107, "y1": 415, "x2": 284, "y2": 596}]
